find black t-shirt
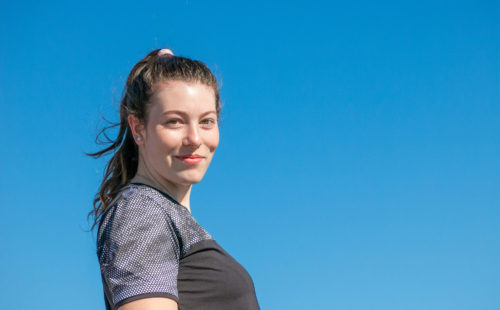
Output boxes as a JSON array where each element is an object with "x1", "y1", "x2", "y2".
[{"x1": 97, "y1": 183, "x2": 260, "y2": 310}]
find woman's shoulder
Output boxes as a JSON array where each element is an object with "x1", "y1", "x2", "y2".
[
  {"x1": 119, "y1": 182, "x2": 180, "y2": 208},
  {"x1": 96, "y1": 182, "x2": 213, "y2": 258},
  {"x1": 96, "y1": 184, "x2": 174, "y2": 237},
  {"x1": 104, "y1": 183, "x2": 181, "y2": 216}
]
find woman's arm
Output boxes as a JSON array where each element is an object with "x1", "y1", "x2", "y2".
[
  {"x1": 118, "y1": 297, "x2": 178, "y2": 310},
  {"x1": 98, "y1": 193, "x2": 182, "y2": 310}
]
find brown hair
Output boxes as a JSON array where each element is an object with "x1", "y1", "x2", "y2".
[{"x1": 87, "y1": 49, "x2": 221, "y2": 230}]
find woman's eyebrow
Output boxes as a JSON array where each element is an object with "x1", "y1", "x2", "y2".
[{"x1": 162, "y1": 110, "x2": 217, "y2": 117}]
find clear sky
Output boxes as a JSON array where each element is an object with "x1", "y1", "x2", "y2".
[{"x1": 1, "y1": 0, "x2": 499, "y2": 309}]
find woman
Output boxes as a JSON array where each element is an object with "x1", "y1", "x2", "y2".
[{"x1": 89, "y1": 48, "x2": 260, "y2": 310}]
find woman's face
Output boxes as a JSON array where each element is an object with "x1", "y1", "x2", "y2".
[{"x1": 138, "y1": 80, "x2": 219, "y2": 186}]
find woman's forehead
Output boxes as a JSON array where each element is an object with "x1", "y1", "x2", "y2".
[
  {"x1": 152, "y1": 80, "x2": 213, "y2": 94},
  {"x1": 148, "y1": 80, "x2": 217, "y2": 114}
]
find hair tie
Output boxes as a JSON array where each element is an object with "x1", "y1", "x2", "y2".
[{"x1": 158, "y1": 48, "x2": 174, "y2": 56}]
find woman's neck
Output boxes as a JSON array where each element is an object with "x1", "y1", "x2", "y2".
[{"x1": 131, "y1": 163, "x2": 192, "y2": 212}]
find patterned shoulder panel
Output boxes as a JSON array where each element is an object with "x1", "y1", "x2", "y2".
[
  {"x1": 101, "y1": 183, "x2": 213, "y2": 258},
  {"x1": 97, "y1": 185, "x2": 181, "y2": 305}
]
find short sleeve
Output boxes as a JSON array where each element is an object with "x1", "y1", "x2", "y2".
[{"x1": 97, "y1": 189, "x2": 180, "y2": 308}]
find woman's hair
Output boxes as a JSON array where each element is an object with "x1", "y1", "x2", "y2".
[{"x1": 87, "y1": 49, "x2": 221, "y2": 230}]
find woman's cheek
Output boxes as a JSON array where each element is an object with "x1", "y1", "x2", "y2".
[
  {"x1": 159, "y1": 131, "x2": 182, "y2": 149},
  {"x1": 208, "y1": 129, "x2": 220, "y2": 151}
]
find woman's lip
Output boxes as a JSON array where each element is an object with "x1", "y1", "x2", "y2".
[
  {"x1": 175, "y1": 155, "x2": 204, "y2": 159},
  {"x1": 175, "y1": 155, "x2": 204, "y2": 165}
]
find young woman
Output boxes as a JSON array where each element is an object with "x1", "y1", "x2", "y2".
[{"x1": 89, "y1": 48, "x2": 260, "y2": 310}]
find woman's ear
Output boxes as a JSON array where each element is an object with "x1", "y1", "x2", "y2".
[{"x1": 128, "y1": 115, "x2": 146, "y2": 146}]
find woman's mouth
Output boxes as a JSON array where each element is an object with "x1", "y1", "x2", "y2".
[{"x1": 175, "y1": 155, "x2": 204, "y2": 165}]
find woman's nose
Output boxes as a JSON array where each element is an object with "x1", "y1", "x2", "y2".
[{"x1": 183, "y1": 123, "x2": 201, "y2": 147}]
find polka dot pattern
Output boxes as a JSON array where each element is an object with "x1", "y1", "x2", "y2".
[{"x1": 97, "y1": 183, "x2": 213, "y2": 307}]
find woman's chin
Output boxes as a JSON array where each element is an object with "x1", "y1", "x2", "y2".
[{"x1": 175, "y1": 173, "x2": 205, "y2": 185}]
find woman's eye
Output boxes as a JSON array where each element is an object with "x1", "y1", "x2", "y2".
[
  {"x1": 166, "y1": 119, "x2": 182, "y2": 126},
  {"x1": 201, "y1": 119, "x2": 216, "y2": 127}
]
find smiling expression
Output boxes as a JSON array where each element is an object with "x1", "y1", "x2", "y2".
[{"x1": 138, "y1": 80, "x2": 219, "y2": 186}]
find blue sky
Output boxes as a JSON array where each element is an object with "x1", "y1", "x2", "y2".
[{"x1": 1, "y1": 0, "x2": 499, "y2": 309}]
